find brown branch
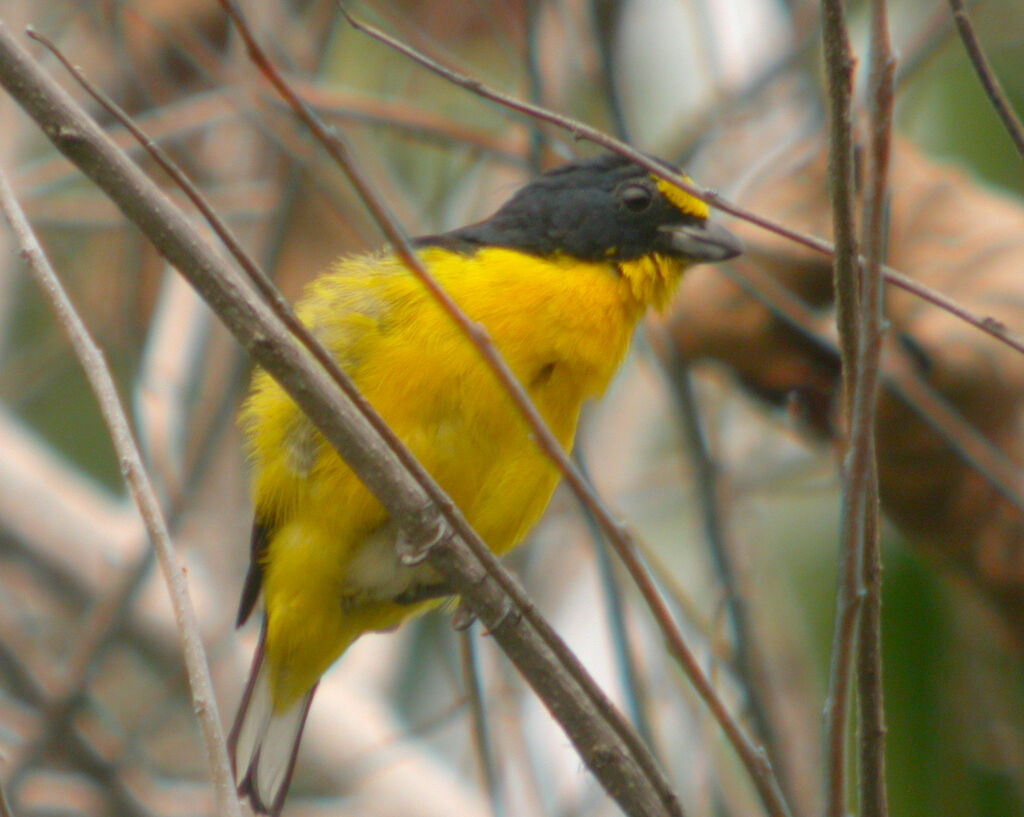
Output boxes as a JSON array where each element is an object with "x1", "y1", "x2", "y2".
[
  {"x1": 948, "y1": 0, "x2": 1024, "y2": 166},
  {"x1": 0, "y1": 19, "x2": 678, "y2": 817},
  {"x1": 331, "y1": 11, "x2": 798, "y2": 816},
  {"x1": 660, "y1": 353, "x2": 788, "y2": 797},
  {"x1": 219, "y1": 3, "x2": 794, "y2": 816},
  {"x1": 0, "y1": 166, "x2": 241, "y2": 816},
  {"x1": 339, "y1": 5, "x2": 1024, "y2": 366},
  {"x1": 85, "y1": 3, "x2": 682, "y2": 810},
  {"x1": 820, "y1": 2, "x2": 863, "y2": 815},
  {"x1": 857, "y1": 2, "x2": 894, "y2": 815}
]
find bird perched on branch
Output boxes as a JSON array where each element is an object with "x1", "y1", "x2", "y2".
[{"x1": 229, "y1": 153, "x2": 741, "y2": 814}]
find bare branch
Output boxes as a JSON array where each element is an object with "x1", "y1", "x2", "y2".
[
  {"x1": 857, "y1": 2, "x2": 894, "y2": 814},
  {"x1": 0, "y1": 165, "x2": 241, "y2": 816},
  {"x1": 819, "y1": 2, "x2": 864, "y2": 814},
  {"x1": 340, "y1": 6, "x2": 1024, "y2": 364},
  {"x1": 948, "y1": 0, "x2": 1024, "y2": 166},
  {"x1": 0, "y1": 19, "x2": 677, "y2": 817},
  {"x1": 219, "y1": 3, "x2": 789, "y2": 815}
]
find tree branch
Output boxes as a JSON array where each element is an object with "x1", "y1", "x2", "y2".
[
  {"x1": 948, "y1": 0, "x2": 1024, "y2": 165},
  {"x1": 0, "y1": 19, "x2": 678, "y2": 817},
  {"x1": 820, "y1": 2, "x2": 864, "y2": 815},
  {"x1": 0, "y1": 166, "x2": 241, "y2": 817},
  {"x1": 340, "y1": 5, "x2": 1024, "y2": 364},
  {"x1": 857, "y1": 1, "x2": 894, "y2": 814}
]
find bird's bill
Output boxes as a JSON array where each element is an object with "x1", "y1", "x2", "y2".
[{"x1": 661, "y1": 221, "x2": 742, "y2": 262}]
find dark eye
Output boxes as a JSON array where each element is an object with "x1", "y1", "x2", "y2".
[{"x1": 619, "y1": 183, "x2": 653, "y2": 212}]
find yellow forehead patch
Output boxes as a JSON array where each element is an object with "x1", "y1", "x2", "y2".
[{"x1": 655, "y1": 175, "x2": 709, "y2": 221}]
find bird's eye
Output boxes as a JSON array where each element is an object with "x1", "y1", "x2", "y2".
[{"x1": 620, "y1": 184, "x2": 653, "y2": 212}]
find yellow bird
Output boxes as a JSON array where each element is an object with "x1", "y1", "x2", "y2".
[{"x1": 229, "y1": 154, "x2": 740, "y2": 814}]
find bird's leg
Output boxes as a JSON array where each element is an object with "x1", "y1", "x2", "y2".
[{"x1": 395, "y1": 514, "x2": 452, "y2": 566}]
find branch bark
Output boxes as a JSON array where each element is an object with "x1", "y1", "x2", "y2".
[
  {"x1": 948, "y1": 0, "x2": 1024, "y2": 166},
  {"x1": 0, "y1": 166, "x2": 242, "y2": 817},
  {"x1": 857, "y1": 2, "x2": 894, "y2": 814},
  {"x1": 820, "y1": 2, "x2": 864, "y2": 815}
]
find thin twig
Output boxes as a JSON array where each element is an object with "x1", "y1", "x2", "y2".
[
  {"x1": 220, "y1": 4, "x2": 790, "y2": 815},
  {"x1": 947, "y1": 0, "x2": 1024, "y2": 165},
  {"x1": 340, "y1": 6, "x2": 1024, "y2": 363},
  {"x1": 857, "y1": 2, "x2": 894, "y2": 815},
  {"x1": 0, "y1": 167, "x2": 242, "y2": 817},
  {"x1": 660, "y1": 354, "x2": 787, "y2": 797},
  {"x1": 86, "y1": 3, "x2": 685, "y2": 809},
  {"x1": 332, "y1": 11, "x2": 800, "y2": 814},
  {"x1": 819, "y1": 2, "x2": 864, "y2": 815},
  {"x1": 574, "y1": 448, "x2": 657, "y2": 752},
  {"x1": 460, "y1": 628, "x2": 505, "y2": 817},
  {"x1": 0, "y1": 21, "x2": 677, "y2": 817}
]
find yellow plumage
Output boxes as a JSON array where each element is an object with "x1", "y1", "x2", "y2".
[
  {"x1": 230, "y1": 155, "x2": 740, "y2": 815},
  {"x1": 244, "y1": 246, "x2": 678, "y2": 704}
]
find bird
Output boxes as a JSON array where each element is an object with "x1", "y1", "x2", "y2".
[{"x1": 229, "y1": 152, "x2": 741, "y2": 814}]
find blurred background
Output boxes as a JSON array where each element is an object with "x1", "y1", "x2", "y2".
[{"x1": 0, "y1": 0, "x2": 1023, "y2": 816}]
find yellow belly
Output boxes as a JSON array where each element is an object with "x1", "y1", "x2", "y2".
[{"x1": 245, "y1": 247, "x2": 664, "y2": 707}]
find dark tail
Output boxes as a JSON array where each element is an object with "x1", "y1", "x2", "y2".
[{"x1": 228, "y1": 636, "x2": 317, "y2": 816}]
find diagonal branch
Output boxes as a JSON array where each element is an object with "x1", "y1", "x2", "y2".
[
  {"x1": 0, "y1": 20, "x2": 677, "y2": 817},
  {"x1": 340, "y1": 6, "x2": 1024, "y2": 363},
  {"x1": 221, "y1": 4, "x2": 791, "y2": 815},
  {"x1": 0, "y1": 166, "x2": 241, "y2": 817},
  {"x1": 35, "y1": 16, "x2": 682, "y2": 817},
  {"x1": 948, "y1": 0, "x2": 1024, "y2": 165}
]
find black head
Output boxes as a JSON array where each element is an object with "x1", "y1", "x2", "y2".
[{"x1": 417, "y1": 154, "x2": 740, "y2": 264}]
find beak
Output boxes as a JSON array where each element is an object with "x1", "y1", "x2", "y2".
[{"x1": 661, "y1": 221, "x2": 742, "y2": 262}]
